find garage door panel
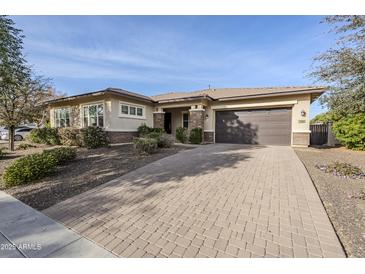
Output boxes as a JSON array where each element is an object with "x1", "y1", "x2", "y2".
[{"x1": 215, "y1": 108, "x2": 292, "y2": 145}]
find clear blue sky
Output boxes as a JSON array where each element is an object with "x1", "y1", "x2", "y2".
[{"x1": 12, "y1": 16, "x2": 336, "y2": 118}]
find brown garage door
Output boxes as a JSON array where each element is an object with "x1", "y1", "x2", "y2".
[{"x1": 215, "y1": 108, "x2": 292, "y2": 145}]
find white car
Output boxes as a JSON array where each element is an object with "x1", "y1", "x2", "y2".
[{"x1": 0, "y1": 127, "x2": 33, "y2": 141}]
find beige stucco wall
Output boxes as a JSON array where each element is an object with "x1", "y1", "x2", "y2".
[
  {"x1": 50, "y1": 92, "x2": 312, "y2": 145},
  {"x1": 49, "y1": 94, "x2": 153, "y2": 132},
  {"x1": 108, "y1": 95, "x2": 153, "y2": 132}
]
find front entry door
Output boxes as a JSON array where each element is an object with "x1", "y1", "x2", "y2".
[{"x1": 164, "y1": 112, "x2": 172, "y2": 134}]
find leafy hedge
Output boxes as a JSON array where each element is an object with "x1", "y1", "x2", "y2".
[
  {"x1": 80, "y1": 126, "x2": 109, "y2": 149},
  {"x1": 28, "y1": 128, "x2": 60, "y2": 145},
  {"x1": 176, "y1": 127, "x2": 188, "y2": 143},
  {"x1": 333, "y1": 113, "x2": 365, "y2": 150},
  {"x1": 133, "y1": 137, "x2": 158, "y2": 154},
  {"x1": 3, "y1": 147, "x2": 77, "y2": 187},
  {"x1": 189, "y1": 128, "x2": 203, "y2": 144},
  {"x1": 58, "y1": 127, "x2": 82, "y2": 146},
  {"x1": 137, "y1": 124, "x2": 164, "y2": 137},
  {"x1": 3, "y1": 153, "x2": 58, "y2": 187},
  {"x1": 137, "y1": 124, "x2": 152, "y2": 136},
  {"x1": 28, "y1": 127, "x2": 109, "y2": 149},
  {"x1": 43, "y1": 147, "x2": 77, "y2": 165}
]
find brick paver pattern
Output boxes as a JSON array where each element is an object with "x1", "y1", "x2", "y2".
[{"x1": 44, "y1": 144, "x2": 345, "y2": 258}]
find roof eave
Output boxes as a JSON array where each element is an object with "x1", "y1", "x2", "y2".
[
  {"x1": 216, "y1": 88, "x2": 326, "y2": 102},
  {"x1": 156, "y1": 94, "x2": 215, "y2": 104},
  {"x1": 46, "y1": 89, "x2": 155, "y2": 105}
]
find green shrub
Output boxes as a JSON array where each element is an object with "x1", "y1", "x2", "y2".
[
  {"x1": 28, "y1": 128, "x2": 60, "y2": 145},
  {"x1": 58, "y1": 127, "x2": 82, "y2": 146},
  {"x1": 137, "y1": 124, "x2": 165, "y2": 137},
  {"x1": 189, "y1": 128, "x2": 203, "y2": 144},
  {"x1": 176, "y1": 127, "x2": 188, "y2": 143},
  {"x1": 80, "y1": 127, "x2": 109, "y2": 149},
  {"x1": 157, "y1": 133, "x2": 174, "y2": 148},
  {"x1": 137, "y1": 123, "x2": 151, "y2": 136},
  {"x1": 3, "y1": 153, "x2": 57, "y2": 187},
  {"x1": 17, "y1": 143, "x2": 36, "y2": 150},
  {"x1": 133, "y1": 137, "x2": 158, "y2": 154},
  {"x1": 0, "y1": 148, "x2": 5, "y2": 160},
  {"x1": 43, "y1": 147, "x2": 77, "y2": 165},
  {"x1": 332, "y1": 114, "x2": 365, "y2": 150},
  {"x1": 150, "y1": 128, "x2": 165, "y2": 134}
]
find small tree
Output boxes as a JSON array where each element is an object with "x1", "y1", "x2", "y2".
[
  {"x1": 0, "y1": 16, "x2": 54, "y2": 150},
  {"x1": 310, "y1": 16, "x2": 365, "y2": 120}
]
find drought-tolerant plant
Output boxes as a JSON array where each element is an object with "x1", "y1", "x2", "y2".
[
  {"x1": 17, "y1": 143, "x2": 36, "y2": 150},
  {"x1": 157, "y1": 133, "x2": 174, "y2": 148},
  {"x1": 80, "y1": 126, "x2": 109, "y2": 149},
  {"x1": 189, "y1": 128, "x2": 203, "y2": 144},
  {"x1": 137, "y1": 123, "x2": 165, "y2": 136},
  {"x1": 43, "y1": 147, "x2": 77, "y2": 165},
  {"x1": 133, "y1": 137, "x2": 158, "y2": 154},
  {"x1": 176, "y1": 127, "x2": 188, "y2": 143},
  {"x1": 332, "y1": 114, "x2": 365, "y2": 150},
  {"x1": 3, "y1": 153, "x2": 57, "y2": 187},
  {"x1": 316, "y1": 161, "x2": 365, "y2": 179},
  {"x1": 58, "y1": 127, "x2": 82, "y2": 146},
  {"x1": 28, "y1": 128, "x2": 60, "y2": 145},
  {"x1": 137, "y1": 123, "x2": 151, "y2": 136}
]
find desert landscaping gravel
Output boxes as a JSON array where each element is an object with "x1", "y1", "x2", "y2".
[
  {"x1": 295, "y1": 147, "x2": 365, "y2": 257},
  {"x1": 0, "y1": 143, "x2": 189, "y2": 210}
]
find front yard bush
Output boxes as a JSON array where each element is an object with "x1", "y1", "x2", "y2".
[
  {"x1": 157, "y1": 133, "x2": 174, "y2": 148},
  {"x1": 333, "y1": 114, "x2": 365, "y2": 150},
  {"x1": 43, "y1": 147, "x2": 77, "y2": 165},
  {"x1": 189, "y1": 128, "x2": 203, "y2": 144},
  {"x1": 58, "y1": 127, "x2": 82, "y2": 146},
  {"x1": 137, "y1": 123, "x2": 151, "y2": 136},
  {"x1": 133, "y1": 137, "x2": 158, "y2": 154},
  {"x1": 176, "y1": 127, "x2": 188, "y2": 143},
  {"x1": 137, "y1": 124, "x2": 165, "y2": 137},
  {"x1": 80, "y1": 127, "x2": 109, "y2": 149},
  {"x1": 3, "y1": 153, "x2": 57, "y2": 187},
  {"x1": 28, "y1": 128, "x2": 60, "y2": 145}
]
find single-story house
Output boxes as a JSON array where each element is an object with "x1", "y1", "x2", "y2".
[{"x1": 47, "y1": 86, "x2": 325, "y2": 146}]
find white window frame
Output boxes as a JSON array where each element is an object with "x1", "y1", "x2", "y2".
[
  {"x1": 81, "y1": 101, "x2": 105, "y2": 128},
  {"x1": 182, "y1": 111, "x2": 189, "y2": 129},
  {"x1": 119, "y1": 101, "x2": 146, "y2": 119},
  {"x1": 54, "y1": 107, "x2": 71, "y2": 128}
]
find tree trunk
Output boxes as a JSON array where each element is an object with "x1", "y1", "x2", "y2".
[{"x1": 9, "y1": 126, "x2": 15, "y2": 151}]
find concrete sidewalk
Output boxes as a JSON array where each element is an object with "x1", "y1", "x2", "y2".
[{"x1": 0, "y1": 191, "x2": 115, "y2": 258}]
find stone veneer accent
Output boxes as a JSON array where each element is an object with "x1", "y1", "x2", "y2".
[
  {"x1": 204, "y1": 131, "x2": 214, "y2": 143},
  {"x1": 188, "y1": 109, "x2": 205, "y2": 132},
  {"x1": 292, "y1": 132, "x2": 310, "y2": 147},
  {"x1": 153, "y1": 112, "x2": 165, "y2": 129},
  {"x1": 106, "y1": 131, "x2": 138, "y2": 144}
]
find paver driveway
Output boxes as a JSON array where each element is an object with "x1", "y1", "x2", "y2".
[{"x1": 44, "y1": 144, "x2": 345, "y2": 258}]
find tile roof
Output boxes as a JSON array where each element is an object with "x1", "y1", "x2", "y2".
[
  {"x1": 47, "y1": 86, "x2": 325, "y2": 104},
  {"x1": 150, "y1": 86, "x2": 325, "y2": 102}
]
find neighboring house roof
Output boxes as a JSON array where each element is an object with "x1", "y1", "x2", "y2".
[{"x1": 47, "y1": 86, "x2": 325, "y2": 105}]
